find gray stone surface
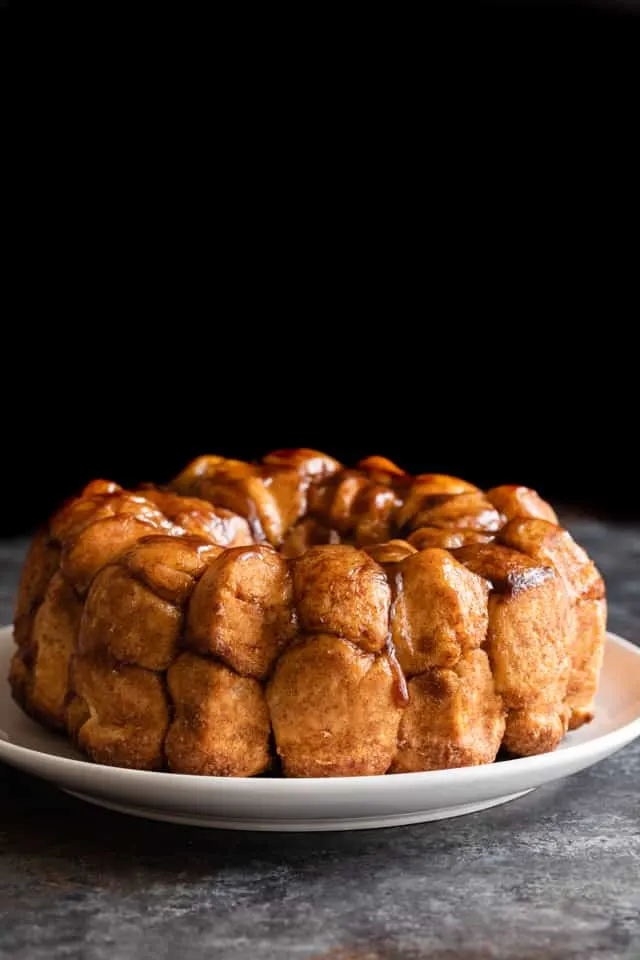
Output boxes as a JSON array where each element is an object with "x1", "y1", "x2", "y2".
[{"x1": 0, "y1": 515, "x2": 639, "y2": 960}]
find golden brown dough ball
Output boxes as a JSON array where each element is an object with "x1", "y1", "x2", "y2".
[
  {"x1": 262, "y1": 448, "x2": 342, "y2": 479},
  {"x1": 414, "y1": 473, "x2": 479, "y2": 493},
  {"x1": 138, "y1": 487, "x2": 253, "y2": 547},
  {"x1": 68, "y1": 655, "x2": 169, "y2": 770},
  {"x1": 13, "y1": 529, "x2": 61, "y2": 649},
  {"x1": 352, "y1": 486, "x2": 402, "y2": 546},
  {"x1": 186, "y1": 544, "x2": 296, "y2": 678},
  {"x1": 396, "y1": 475, "x2": 479, "y2": 531},
  {"x1": 165, "y1": 652, "x2": 271, "y2": 777},
  {"x1": 50, "y1": 490, "x2": 177, "y2": 599},
  {"x1": 68, "y1": 534, "x2": 220, "y2": 767},
  {"x1": 172, "y1": 456, "x2": 307, "y2": 546},
  {"x1": 251, "y1": 464, "x2": 315, "y2": 543},
  {"x1": 80, "y1": 565, "x2": 182, "y2": 672},
  {"x1": 292, "y1": 544, "x2": 391, "y2": 653},
  {"x1": 356, "y1": 455, "x2": 409, "y2": 485},
  {"x1": 13, "y1": 483, "x2": 151, "y2": 652},
  {"x1": 9, "y1": 572, "x2": 82, "y2": 729},
  {"x1": 79, "y1": 535, "x2": 217, "y2": 672},
  {"x1": 364, "y1": 539, "x2": 417, "y2": 565},
  {"x1": 387, "y1": 547, "x2": 490, "y2": 676},
  {"x1": 498, "y1": 518, "x2": 606, "y2": 730},
  {"x1": 60, "y1": 515, "x2": 164, "y2": 596},
  {"x1": 80, "y1": 479, "x2": 122, "y2": 496},
  {"x1": 119, "y1": 535, "x2": 221, "y2": 604},
  {"x1": 497, "y1": 518, "x2": 601, "y2": 603},
  {"x1": 11, "y1": 488, "x2": 178, "y2": 731},
  {"x1": 407, "y1": 527, "x2": 493, "y2": 550},
  {"x1": 307, "y1": 470, "x2": 372, "y2": 533},
  {"x1": 407, "y1": 492, "x2": 502, "y2": 534},
  {"x1": 567, "y1": 598, "x2": 607, "y2": 730},
  {"x1": 50, "y1": 490, "x2": 172, "y2": 544},
  {"x1": 267, "y1": 634, "x2": 404, "y2": 777},
  {"x1": 454, "y1": 542, "x2": 571, "y2": 756},
  {"x1": 487, "y1": 485, "x2": 558, "y2": 524},
  {"x1": 391, "y1": 650, "x2": 505, "y2": 772},
  {"x1": 307, "y1": 467, "x2": 405, "y2": 546}
]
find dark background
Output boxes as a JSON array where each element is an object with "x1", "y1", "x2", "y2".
[
  {"x1": 3, "y1": 346, "x2": 637, "y2": 535},
  {"x1": 3, "y1": 0, "x2": 637, "y2": 535}
]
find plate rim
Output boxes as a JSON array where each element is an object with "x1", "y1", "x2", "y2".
[
  {"x1": 1, "y1": 627, "x2": 639, "y2": 793},
  {"x1": 61, "y1": 787, "x2": 536, "y2": 831}
]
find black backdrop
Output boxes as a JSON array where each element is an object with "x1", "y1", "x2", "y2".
[
  {"x1": 3, "y1": 0, "x2": 637, "y2": 534},
  {"x1": 3, "y1": 354, "x2": 637, "y2": 535}
]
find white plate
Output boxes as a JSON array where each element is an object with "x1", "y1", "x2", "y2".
[{"x1": 1, "y1": 627, "x2": 639, "y2": 832}]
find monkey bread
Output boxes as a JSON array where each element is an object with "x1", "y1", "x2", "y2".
[{"x1": 10, "y1": 449, "x2": 606, "y2": 777}]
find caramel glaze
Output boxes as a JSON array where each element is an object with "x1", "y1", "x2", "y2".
[
  {"x1": 171, "y1": 451, "x2": 556, "y2": 555},
  {"x1": 384, "y1": 567, "x2": 410, "y2": 707},
  {"x1": 164, "y1": 451, "x2": 563, "y2": 713},
  {"x1": 356, "y1": 456, "x2": 409, "y2": 478},
  {"x1": 362, "y1": 541, "x2": 414, "y2": 707},
  {"x1": 303, "y1": 473, "x2": 500, "y2": 547},
  {"x1": 407, "y1": 527, "x2": 492, "y2": 551},
  {"x1": 263, "y1": 448, "x2": 342, "y2": 480},
  {"x1": 205, "y1": 479, "x2": 268, "y2": 543}
]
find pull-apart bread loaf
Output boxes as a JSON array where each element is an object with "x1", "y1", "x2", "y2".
[{"x1": 10, "y1": 450, "x2": 605, "y2": 776}]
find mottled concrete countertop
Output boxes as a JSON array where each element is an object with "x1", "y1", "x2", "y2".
[{"x1": 1, "y1": 514, "x2": 639, "y2": 960}]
